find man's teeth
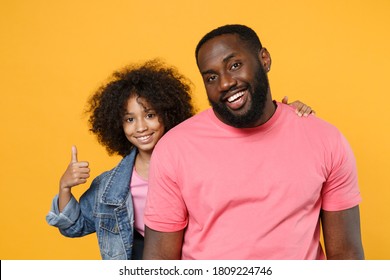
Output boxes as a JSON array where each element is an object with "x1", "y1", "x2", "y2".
[{"x1": 227, "y1": 91, "x2": 245, "y2": 103}]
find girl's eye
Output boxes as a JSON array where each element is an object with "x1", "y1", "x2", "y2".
[
  {"x1": 146, "y1": 113, "x2": 156, "y2": 119},
  {"x1": 125, "y1": 117, "x2": 134, "y2": 123}
]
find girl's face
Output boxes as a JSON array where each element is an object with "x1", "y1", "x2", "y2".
[{"x1": 122, "y1": 96, "x2": 165, "y2": 155}]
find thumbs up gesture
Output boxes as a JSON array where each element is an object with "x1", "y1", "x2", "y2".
[{"x1": 59, "y1": 146, "x2": 90, "y2": 190}]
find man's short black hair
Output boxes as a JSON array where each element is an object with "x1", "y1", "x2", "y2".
[{"x1": 195, "y1": 24, "x2": 263, "y2": 65}]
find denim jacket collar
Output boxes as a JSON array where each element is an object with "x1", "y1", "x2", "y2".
[{"x1": 101, "y1": 148, "x2": 137, "y2": 206}]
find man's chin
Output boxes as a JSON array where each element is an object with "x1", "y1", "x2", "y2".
[
  {"x1": 210, "y1": 99, "x2": 263, "y2": 127},
  {"x1": 216, "y1": 112, "x2": 254, "y2": 128}
]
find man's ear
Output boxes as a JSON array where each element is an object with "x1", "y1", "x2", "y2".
[{"x1": 259, "y1": 48, "x2": 271, "y2": 72}]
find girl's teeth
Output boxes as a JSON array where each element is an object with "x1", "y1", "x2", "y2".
[{"x1": 138, "y1": 135, "x2": 150, "y2": 140}]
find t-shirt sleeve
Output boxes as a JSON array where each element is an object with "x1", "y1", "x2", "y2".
[
  {"x1": 321, "y1": 131, "x2": 362, "y2": 211},
  {"x1": 144, "y1": 143, "x2": 188, "y2": 232}
]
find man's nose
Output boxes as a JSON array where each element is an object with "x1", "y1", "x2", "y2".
[{"x1": 219, "y1": 73, "x2": 237, "y2": 92}]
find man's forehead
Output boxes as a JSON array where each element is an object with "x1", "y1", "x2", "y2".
[
  {"x1": 197, "y1": 34, "x2": 249, "y2": 69},
  {"x1": 198, "y1": 35, "x2": 241, "y2": 59}
]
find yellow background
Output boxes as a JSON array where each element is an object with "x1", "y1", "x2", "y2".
[{"x1": 0, "y1": 0, "x2": 389, "y2": 260}]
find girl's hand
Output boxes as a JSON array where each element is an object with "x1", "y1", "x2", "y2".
[
  {"x1": 59, "y1": 146, "x2": 90, "y2": 190},
  {"x1": 282, "y1": 96, "x2": 316, "y2": 117}
]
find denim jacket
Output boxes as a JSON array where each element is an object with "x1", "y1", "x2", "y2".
[{"x1": 46, "y1": 148, "x2": 138, "y2": 260}]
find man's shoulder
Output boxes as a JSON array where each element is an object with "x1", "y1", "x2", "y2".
[
  {"x1": 168, "y1": 108, "x2": 212, "y2": 134},
  {"x1": 277, "y1": 103, "x2": 346, "y2": 148},
  {"x1": 154, "y1": 109, "x2": 212, "y2": 151},
  {"x1": 280, "y1": 102, "x2": 340, "y2": 132}
]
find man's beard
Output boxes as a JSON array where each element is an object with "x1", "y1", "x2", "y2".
[{"x1": 209, "y1": 65, "x2": 269, "y2": 128}]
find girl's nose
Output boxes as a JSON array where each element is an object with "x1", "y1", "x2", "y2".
[{"x1": 136, "y1": 119, "x2": 147, "y2": 133}]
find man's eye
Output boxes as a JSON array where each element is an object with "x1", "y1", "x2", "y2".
[
  {"x1": 231, "y1": 62, "x2": 241, "y2": 70},
  {"x1": 207, "y1": 75, "x2": 217, "y2": 82}
]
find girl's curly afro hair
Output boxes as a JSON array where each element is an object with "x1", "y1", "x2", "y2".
[{"x1": 86, "y1": 59, "x2": 196, "y2": 157}]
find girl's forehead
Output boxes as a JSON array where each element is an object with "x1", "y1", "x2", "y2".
[{"x1": 126, "y1": 95, "x2": 154, "y2": 111}]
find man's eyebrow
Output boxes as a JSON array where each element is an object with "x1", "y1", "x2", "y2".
[
  {"x1": 200, "y1": 53, "x2": 238, "y2": 76},
  {"x1": 223, "y1": 53, "x2": 237, "y2": 63},
  {"x1": 201, "y1": 69, "x2": 216, "y2": 76}
]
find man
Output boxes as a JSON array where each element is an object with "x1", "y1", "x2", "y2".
[{"x1": 143, "y1": 24, "x2": 364, "y2": 259}]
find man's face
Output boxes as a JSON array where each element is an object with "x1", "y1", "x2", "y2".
[{"x1": 197, "y1": 34, "x2": 269, "y2": 128}]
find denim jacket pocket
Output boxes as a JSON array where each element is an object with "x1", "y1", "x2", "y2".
[{"x1": 98, "y1": 217, "x2": 126, "y2": 259}]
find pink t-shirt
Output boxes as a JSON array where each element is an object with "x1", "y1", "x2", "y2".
[
  {"x1": 144, "y1": 102, "x2": 361, "y2": 259},
  {"x1": 130, "y1": 168, "x2": 148, "y2": 236}
]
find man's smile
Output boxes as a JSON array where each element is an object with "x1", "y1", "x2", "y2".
[{"x1": 223, "y1": 89, "x2": 249, "y2": 111}]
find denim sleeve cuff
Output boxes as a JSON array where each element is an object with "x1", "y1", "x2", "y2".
[{"x1": 46, "y1": 194, "x2": 81, "y2": 229}]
